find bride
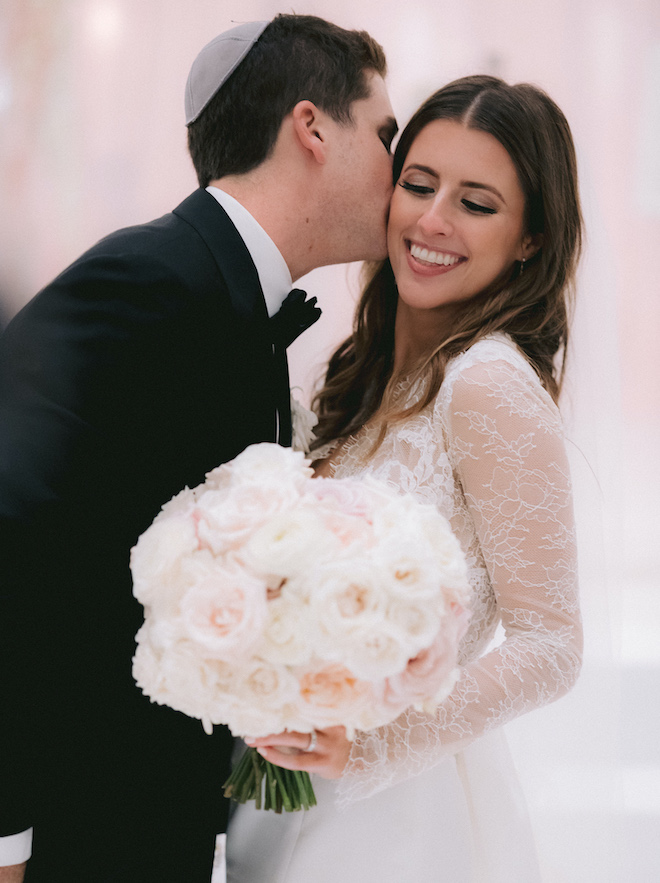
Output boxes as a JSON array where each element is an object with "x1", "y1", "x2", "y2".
[{"x1": 226, "y1": 75, "x2": 584, "y2": 882}]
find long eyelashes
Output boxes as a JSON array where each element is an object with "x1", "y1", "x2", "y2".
[
  {"x1": 462, "y1": 199, "x2": 496, "y2": 215},
  {"x1": 399, "y1": 181, "x2": 434, "y2": 195},
  {"x1": 398, "y1": 182, "x2": 497, "y2": 215}
]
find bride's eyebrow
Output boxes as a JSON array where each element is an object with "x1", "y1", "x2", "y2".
[
  {"x1": 461, "y1": 180, "x2": 506, "y2": 203},
  {"x1": 403, "y1": 163, "x2": 438, "y2": 177}
]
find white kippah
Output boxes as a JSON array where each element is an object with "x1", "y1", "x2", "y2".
[{"x1": 185, "y1": 20, "x2": 270, "y2": 126}]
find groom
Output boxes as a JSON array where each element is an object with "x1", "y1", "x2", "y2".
[{"x1": 0, "y1": 14, "x2": 397, "y2": 882}]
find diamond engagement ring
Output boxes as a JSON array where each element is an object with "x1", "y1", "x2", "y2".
[{"x1": 303, "y1": 730, "x2": 318, "y2": 753}]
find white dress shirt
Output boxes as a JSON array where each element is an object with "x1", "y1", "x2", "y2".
[
  {"x1": 0, "y1": 187, "x2": 293, "y2": 868},
  {"x1": 206, "y1": 186, "x2": 292, "y2": 317}
]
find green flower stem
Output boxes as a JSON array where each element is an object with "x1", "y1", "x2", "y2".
[
  {"x1": 297, "y1": 769, "x2": 318, "y2": 808},
  {"x1": 270, "y1": 762, "x2": 293, "y2": 812},
  {"x1": 223, "y1": 746, "x2": 317, "y2": 813},
  {"x1": 250, "y1": 748, "x2": 264, "y2": 810}
]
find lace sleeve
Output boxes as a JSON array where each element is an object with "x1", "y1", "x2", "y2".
[{"x1": 337, "y1": 351, "x2": 583, "y2": 805}]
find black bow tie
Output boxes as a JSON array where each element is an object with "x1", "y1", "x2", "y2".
[{"x1": 270, "y1": 288, "x2": 322, "y2": 349}]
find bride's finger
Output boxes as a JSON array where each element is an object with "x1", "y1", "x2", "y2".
[
  {"x1": 255, "y1": 745, "x2": 324, "y2": 771},
  {"x1": 255, "y1": 728, "x2": 351, "y2": 779},
  {"x1": 245, "y1": 730, "x2": 313, "y2": 751}
]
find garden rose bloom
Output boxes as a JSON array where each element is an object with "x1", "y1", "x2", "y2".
[
  {"x1": 226, "y1": 660, "x2": 301, "y2": 736},
  {"x1": 307, "y1": 477, "x2": 374, "y2": 518},
  {"x1": 134, "y1": 635, "x2": 236, "y2": 729},
  {"x1": 260, "y1": 593, "x2": 315, "y2": 666},
  {"x1": 242, "y1": 508, "x2": 334, "y2": 578},
  {"x1": 297, "y1": 664, "x2": 374, "y2": 727},
  {"x1": 130, "y1": 514, "x2": 199, "y2": 612},
  {"x1": 383, "y1": 603, "x2": 470, "y2": 711},
  {"x1": 194, "y1": 480, "x2": 299, "y2": 555},
  {"x1": 180, "y1": 557, "x2": 268, "y2": 660},
  {"x1": 385, "y1": 596, "x2": 443, "y2": 651},
  {"x1": 310, "y1": 560, "x2": 389, "y2": 645},
  {"x1": 380, "y1": 543, "x2": 448, "y2": 601},
  {"x1": 344, "y1": 624, "x2": 417, "y2": 682},
  {"x1": 223, "y1": 441, "x2": 312, "y2": 488}
]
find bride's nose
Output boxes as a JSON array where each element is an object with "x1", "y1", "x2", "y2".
[{"x1": 417, "y1": 197, "x2": 454, "y2": 238}]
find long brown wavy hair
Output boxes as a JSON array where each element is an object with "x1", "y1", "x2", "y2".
[{"x1": 312, "y1": 75, "x2": 583, "y2": 450}]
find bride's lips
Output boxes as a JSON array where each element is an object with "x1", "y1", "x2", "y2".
[{"x1": 404, "y1": 239, "x2": 467, "y2": 276}]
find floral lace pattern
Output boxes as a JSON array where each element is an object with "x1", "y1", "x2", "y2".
[{"x1": 321, "y1": 334, "x2": 582, "y2": 805}]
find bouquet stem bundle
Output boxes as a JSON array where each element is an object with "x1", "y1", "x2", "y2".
[{"x1": 224, "y1": 746, "x2": 316, "y2": 812}]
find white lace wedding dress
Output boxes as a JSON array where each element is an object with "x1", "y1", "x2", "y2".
[{"x1": 225, "y1": 333, "x2": 582, "y2": 882}]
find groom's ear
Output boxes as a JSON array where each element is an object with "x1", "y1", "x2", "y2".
[{"x1": 291, "y1": 100, "x2": 328, "y2": 165}]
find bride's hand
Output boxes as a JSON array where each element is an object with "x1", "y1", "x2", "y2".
[{"x1": 244, "y1": 726, "x2": 350, "y2": 779}]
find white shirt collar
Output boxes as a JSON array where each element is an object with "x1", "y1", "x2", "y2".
[{"x1": 206, "y1": 186, "x2": 292, "y2": 318}]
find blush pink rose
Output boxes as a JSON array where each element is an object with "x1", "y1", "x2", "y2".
[
  {"x1": 305, "y1": 478, "x2": 376, "y2": 548},
  {"x1": 297, "y1": 664, "x2": 374, "y2": 728},
  {"x1": 194, "y1": 480, "x2": 299, "y2": 555},
  {"x1": 180, "y1": 557, "x2": 268, "y2": 660},
  {"x1": 307, "y1": 478, "x2": 373, "y2": 518},
  {"x1": 382, "y1": 603, "x2": 470, "y2": 711},
  {"x1": 223, "y1": 442, "x2": 312, "y2": 488}
]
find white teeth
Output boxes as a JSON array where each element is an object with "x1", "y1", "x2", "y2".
[{"x1": 410, "y1": 244, "x2": 461, "y2": 266}]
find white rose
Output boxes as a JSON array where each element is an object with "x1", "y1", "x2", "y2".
[
  {"x1": 194, "y1": 479, "x2": 300, "y2": 555},
  {"x1": 384, "y1": 596, "x2": 443, "y2": 652},
  {"x1": 180, "y1": 555, "x2": 268, "y2": 660},
  {"x1": 221, "y1": 659, "x2": 301, "y2": 736},
  {"x1": 369, "y1": 492, "x2": 425, "y2": 541},
  {"x1": 133, "y1": 635, "x2": 236, "y2": 726},
  {"x1": 259, "y1": 593, "x2": 315, "y2": 666},
  {"x1": 237, "y1": 658, "x2": 300, "y2": 713},
  {"x1": 308, "y1": 559, "x2": 415, "y2": 678},
  {"x1": 303, "y1": 478, "x2": 378, "y2": 551},
  {"x1": 309, "y1": 559, "x2": 388, "y2": 648},
  {"x1": 223, "y1": 705, "x2": 286, "y2": 740},
  {"x1": 152, "y1": 485, "x2": 198, "y2": 521},
  {"x1": 223, "y1": 442, "x2": 312, "y2": 488},
  {"x1": 241, "y1": 507, "x2": 336, "y2": 578},
  {"x1": 200, "y1": 462, "x2": 234, "y2": 492},
  {"x1": 408, "y1": 507, "x2": 470, "y2": 595},
  {"x1": 132, "y1": 628, "x2": 167, "y2": 698},
  {"x1": 378, "y1": 540, "x2": 449, "y2": 602},
  {"x1": 142, "y1": 616, "x2": 187, "y2": 652},
  {"x1": 343, "y1": 622, "x2": 416, "y2": 682},
  {"x1": 130, "y1": 513, "x2": 199, "y2": 612}
]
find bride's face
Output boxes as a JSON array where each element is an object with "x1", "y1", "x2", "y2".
[{"x1": 387, "y1": 119, "x2": 534, "y2": 320}]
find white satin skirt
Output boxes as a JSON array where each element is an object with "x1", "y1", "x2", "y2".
[{"x1": 225, "y1": 730, "x2": 541, "y2": 883}]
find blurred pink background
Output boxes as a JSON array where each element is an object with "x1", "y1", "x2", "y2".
[{"x1": 1, "y1": 1, "x2": 658, "y2": 880}]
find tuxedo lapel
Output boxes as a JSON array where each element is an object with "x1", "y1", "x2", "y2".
[
  {"x1": 274, "y1": 345, "x2": 292, "y2": 447},
  {"x1": 173, "y1": 189, "x2": 267, "y2": 325},
  {"x1": 172, "y1": 189, "x2": 293, "y2": 445}
]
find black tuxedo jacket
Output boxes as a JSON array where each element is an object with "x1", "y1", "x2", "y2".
[{"x1": 0, "y1": 189, "x2": 292, "y2": 881}]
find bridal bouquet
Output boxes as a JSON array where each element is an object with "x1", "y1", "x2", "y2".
[{"x1": 131, "y1": 443, "x2": 470, "y2": 812}]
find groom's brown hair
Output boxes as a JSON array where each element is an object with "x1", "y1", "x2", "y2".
[{"x1": 187, "y1": 13, "x2": 387, "y2": 187}]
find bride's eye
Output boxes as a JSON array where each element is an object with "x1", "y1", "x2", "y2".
[
  {"x1": 399, "y1": 181, "x2": 434, "y2": 195},
  {"x1": 462, "y1": 199, "x2": 497, "y2": 215}
]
